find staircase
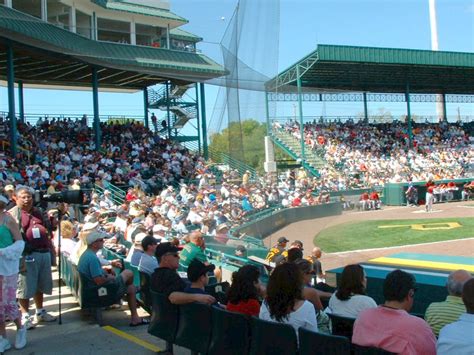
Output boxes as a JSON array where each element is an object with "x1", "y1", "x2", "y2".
[
  {"x1": 270, "y1": 129, "x2": 328, "y2": 177},
  {"x1": 148, "y1": 86, "x2": 197, "y2": 130},
  {"x1": 170, "y1": 84, "x2": 193, "y2": 98}
]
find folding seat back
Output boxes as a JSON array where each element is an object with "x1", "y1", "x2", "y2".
[
  {"x1": 207, "y1": 306, "x2": 250, "y2": 355},
  {"x1": 148, "y1": 291, "x2": 179, "y2": 345},
  {"x1": 175, "y1": 302, "x2": 212, "y2": 354},
  {"x1": 299, "y1": 327, "x2": 350, "y2": 355},
  {"x1": 328, "y1": 313, "x2": 355, "y2": 339},
  {"x1": 248, "y1": 317, "x2": 298, "y2": 355}
]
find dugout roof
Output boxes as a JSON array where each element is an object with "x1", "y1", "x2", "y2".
[
  {"x1": 0, "y1": 5, "x2": 225, "y2": 91},
  {"x1": 266, "y1": 44, "x2": 474, "y2": 94}
]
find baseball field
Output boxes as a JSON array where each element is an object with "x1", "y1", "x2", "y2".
[
  {"x1": 266, "y1": 200, "x2": 474, "y2": 270},
  {"x1": 316, "y1": 217, "x2": 474, "y2": 253}
]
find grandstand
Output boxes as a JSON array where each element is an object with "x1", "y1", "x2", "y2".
[
  {"x1": 264, "y1": 44, "x2": 474, "y2": 179},
  {"x1": 0, "y1": 1, "x2": 473, "y2": 355}
]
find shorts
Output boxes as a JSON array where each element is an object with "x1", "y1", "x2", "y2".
[
  {"x1": 17, "y1": 251, "x2": 53, "y2": 299},
  {"x1": 0, "y1": 274, "x2": 21, "y2": 322}
]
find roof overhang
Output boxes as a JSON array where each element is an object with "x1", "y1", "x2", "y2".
[
  {"x1": 91, "y1": 0, "x2": 188, "y2": 27},
  {"x1": 0, "y1": 80, "x2": 139, "y2": 93},
  {"x1": 0, "y1": 5, "x2": 226, "y2": 90},
  {"x1": 267, "y1": 44, "x2": 474, "y2": 94}
]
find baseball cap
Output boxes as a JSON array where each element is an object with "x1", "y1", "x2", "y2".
[
  {"x1": 82, "y1": 221, "x2": 99, "y2": 232},
  {"x1": 86, "y1": 231, "x2": 107, "y2": 245},
  {"x1": 155, "y1": 242, "x2": 180, "y2": 259},
  {"x1": 278, "y1": 237, "x2": 289, "y2": 243},
  {"x1": 4, "y1": 184, "x2": 14, "y2": 192},
  {"x1": 187, "y1": 259, "x2": 215, "y2": 282},
  {"x1": 141, "y1": 236, "x2": 158, "y2": 251}
]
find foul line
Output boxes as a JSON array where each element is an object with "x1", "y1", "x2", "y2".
[
  {"x1": 329, "y1": 237, "x2": 474, "y2": 255},
  {"x1": 103, "y1": 325, "x2": 162, "y2": 352}
]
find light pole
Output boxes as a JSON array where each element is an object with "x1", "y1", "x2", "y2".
[{"x1": 429, "y1": 0, "x2": 446, "y2": 122}]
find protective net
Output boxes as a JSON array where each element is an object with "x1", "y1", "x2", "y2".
[{"x1": 206, "y1": 0, "x2": 281, "y2": 163}]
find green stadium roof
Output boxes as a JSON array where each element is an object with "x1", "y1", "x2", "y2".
[
  {"x1": 267, "y1": 44, "x2": 474, "y2": 94},
  {"x1": 169, "y1": 28, "x2": 203, "y2": 42},
  {"x1": 92, "y1": 0, "x2": 188, "y2": 25},
  {"x1": 0, "y1": 5, "x2": 225, "y2": 90}
]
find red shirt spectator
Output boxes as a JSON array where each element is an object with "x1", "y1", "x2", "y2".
[{"x1": 226, "y1": 299, "x2": 260, "y2": 317}]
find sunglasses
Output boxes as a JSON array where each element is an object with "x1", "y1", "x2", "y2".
[{"x1": 164, "y1": 253, "x2": 179, "y2": 258}]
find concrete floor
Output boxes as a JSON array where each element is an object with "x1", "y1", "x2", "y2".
[{"x1": 5, "y1": 270, "x2": 189, "y2": 355}]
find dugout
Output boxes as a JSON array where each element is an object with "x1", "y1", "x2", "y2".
[{"x1": 383, "y1": 178, "x2": 474, "y2": 206}]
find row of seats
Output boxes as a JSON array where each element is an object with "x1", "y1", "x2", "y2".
[
  {"x1": 60, "y1": 253, "x2": 124, "y2": 324},
  {"x1": 148, "y1": 291, "x2": 393, "y2": 355}
]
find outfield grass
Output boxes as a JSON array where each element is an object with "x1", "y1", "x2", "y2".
[{"x1": 315, "y1": 218, "x2": 474, "y2": 253}]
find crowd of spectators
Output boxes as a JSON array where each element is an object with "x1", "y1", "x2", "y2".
[
  {"x1": 275, "y1": 120, "x2": 473, "y2": 189},
  {"x1": 0, "y1": 115, "x2": 472, "y2": 353}
]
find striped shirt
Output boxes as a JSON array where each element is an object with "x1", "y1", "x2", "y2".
[{"x1": 425, "y1": 295, "x2": 466, "y2": 336}]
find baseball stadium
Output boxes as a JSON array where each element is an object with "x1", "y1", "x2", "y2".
[{"x1": 0, "y1": 0, "x2": 473, "y2": 354}]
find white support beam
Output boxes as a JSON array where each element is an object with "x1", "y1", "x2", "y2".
[
  {"x1": 41, "y1": 0, "x2": 47, "y2": 21},
  {"x1": 130, "y1": 18, "x2": 136, "y2": 45},
  {"x1": 70, "y1": 4, "x2": 77, "y2": 33},
  {"x1": 5, "y1": 0, "x2": 12, "y2": 8}
]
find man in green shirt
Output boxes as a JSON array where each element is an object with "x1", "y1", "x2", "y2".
[
  {"x1": 425, "y1": 269, "x2": 471, "y2": 336},
  {"x1": 179, "y1": 231, "x2": 208, "y2": 269}
]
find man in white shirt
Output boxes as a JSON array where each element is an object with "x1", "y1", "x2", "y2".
[
  {"x1": 437, "y1": 278, "x2": 474, "y2": 355},
  {"x1": 138, "y1": 236, "x2": 158, "y2": 275}
]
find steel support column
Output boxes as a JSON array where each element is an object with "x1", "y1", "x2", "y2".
[
  {"x1": 296, "y1": 65, "x2": 305, "y2": 161},
  {"x1": 405, "y1": 83, "x2": 413, "y2": 148},
  {"x1": 195, "y1": 83, "x2": 201, "y2": 154},
  {"x1": 92, "y1": 68, "x2": 101, "y2": 150},
  {"x1": 143, "y1": 88, "x2": 149, "y2": 129},
  {"x1": 18, "y1": 80, "x2": 24, "y2": 122},
  {"x1": 199, "y1": 83, "x2": 208, "y2": 160},
  {"x1": 363, "y1": 92, "x2": 369, "y2": 122},
  {"x1": 7, "y1": 45, "x2": 17, "y2": 156},
  {"x1": 165, "y1": 81, "x2": 171, "y2": 138},
  {"x1": 442, "y1": 93, "x2": 448, "y2": 122}
]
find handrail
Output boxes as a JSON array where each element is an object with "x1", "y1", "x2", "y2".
[
  {"x1": 94, "y1": 182, "x2": 126, "y2": 206},
  {"x1": 0, "y1": 111, "x2": 145, "y2": 127}
]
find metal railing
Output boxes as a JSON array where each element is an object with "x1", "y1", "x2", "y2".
[
  {"x1": 0, "y1": 111, "x2": 145, "y2": 127},
  {"x1": 94, "y1": 182, "x2": 126, "y2": 206}
]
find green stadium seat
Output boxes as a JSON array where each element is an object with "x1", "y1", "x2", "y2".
[
  {"x1": 299, "y1": 327, "x2": 350, "y2": 355},
  {"x1": 77, "y1": 270, "x2": 120, "y2": 309},
  {"x1": 123, "y1": 260, "x2": 140, "y2": 287},
  {"x1": 328, "y1": 313, "x2": 356, "y2": 340},
  {"x1": 205, "y1": 281, "x2": 230, "y2": 305},
  {"x1": 148, "y1": 291, "x2": 179, "y2": 353},
  {"x1": 352, "y1": 344, "x2": 396, "y2": 355},
  {"x1": 207, "y1": 306, "x2": 251, "y2": 355},
  {"x1": 138, "y1": 271, "x2": 151, "y2": 314},
  {"x1": 248, "y1": 317, "x2": 298, "y2": 355},
  {"x1": 174, "y1": 302, "x2": 213, "y2": 354}
]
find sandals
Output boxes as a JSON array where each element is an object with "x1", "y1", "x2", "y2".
[{"x1": 129, "y1": 318, "x2": 150, "y2": 327}]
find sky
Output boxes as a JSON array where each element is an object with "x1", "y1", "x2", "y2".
[{"x1": 0, "y1": 0, "x2": 473, "y2": 128}]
